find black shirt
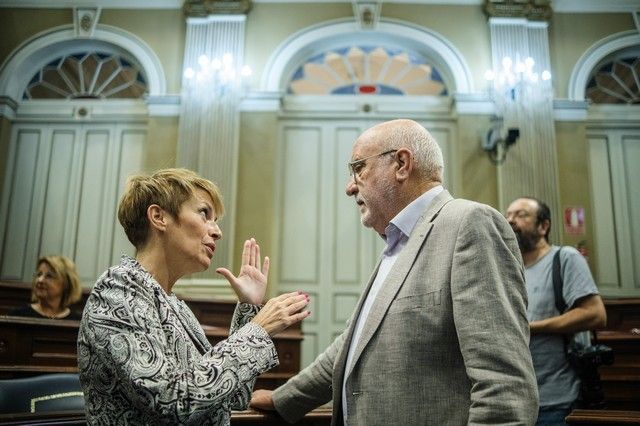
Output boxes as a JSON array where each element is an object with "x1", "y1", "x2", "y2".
[{"x1": 8, "y1": 304, "x2": 82, "y2": 320}]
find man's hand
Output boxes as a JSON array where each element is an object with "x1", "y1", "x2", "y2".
[{"x1": 250, "y1": 389, "x2": 276, "y2": 411}]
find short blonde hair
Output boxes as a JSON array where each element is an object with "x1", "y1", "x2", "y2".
[
  {"x1": 117, "y1": 168, "x2": 224, "y2": 249},
  {"x1": 32, "y1": 255, "x2": 82, "y2": 309}
]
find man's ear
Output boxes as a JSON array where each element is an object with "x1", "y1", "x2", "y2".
[
  {"x1": 147, "y1": 204, "x2": 168, "y2": 232},
  {"x1": 395, "y1": 148, "x2": 413, "y2": 182},
  {"x1": 538, "y1": 219, "x2": 551, "y2": 237}
]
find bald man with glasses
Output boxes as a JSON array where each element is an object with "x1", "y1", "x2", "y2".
[{"x1": 252, "y1": 119, "x2": 538, "y2": 425}]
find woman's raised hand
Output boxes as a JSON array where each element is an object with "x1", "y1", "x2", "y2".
[
  {"x1": 251, "y1": 291, "x2": 310, "y2": 336},
  {"x1": 216, "y1": 238, "x2": 270, "y2": 305}
]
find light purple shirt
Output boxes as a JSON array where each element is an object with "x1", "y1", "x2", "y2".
[{"x1": 341, "y1": 185, "x2": 443, "y2": 423}]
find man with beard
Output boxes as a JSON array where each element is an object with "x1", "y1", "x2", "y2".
[
  {"x1": 505, "y1": 197, "x2": 606, "y2": 426},
  {"x1": 250, "y1": 119, "x2": 538, "y2": 425}
]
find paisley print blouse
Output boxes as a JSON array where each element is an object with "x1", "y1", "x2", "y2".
[{"x1": 78, "y1": 255, "x2": 278, "y2": 425}]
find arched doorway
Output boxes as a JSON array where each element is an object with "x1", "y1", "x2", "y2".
[
  {"x1": 570, "y1": 31, "x2": 640, "y2": 297},
  {"x1": 264, "y1": 18, "x2": 469, "y2": 366},
  {"x1": 0, "y1": 25, "x2": 165, "y2": 285}
]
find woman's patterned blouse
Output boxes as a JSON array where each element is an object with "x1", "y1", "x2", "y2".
[{"x1": 78, "y1": 255, "x2": 278, "y2": 425}]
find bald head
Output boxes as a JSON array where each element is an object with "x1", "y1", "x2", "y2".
[{"x1": 358, "y1": 119, "x2": 444, "y2": 183}]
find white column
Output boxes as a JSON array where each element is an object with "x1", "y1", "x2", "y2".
[
  {"x1": 489, "y1": 17, "x2": 562, "y2": 244},
  {"x1": 178, "y1": 15, "x2": 246, "y2": 272}
]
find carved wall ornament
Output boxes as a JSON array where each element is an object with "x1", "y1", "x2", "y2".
[
  {"x1": 184, "y1": 0, "x2": 251, "y2": 16},
  {"x1": 73, "y1": 7, "x2": 101, "y2": 37},
  {"x1": 80, "y1": 14, "x2": 92, "y2": 32},
  {"x1": 484, "y1": 0, "x2": 552, "y2": 21}
]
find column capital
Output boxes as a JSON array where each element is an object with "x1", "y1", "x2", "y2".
[
  {"x1": 484, "y1": 0, "x2": 552, "y2": 21},
  {"x1": 184, "y1": 0, "x2": 251, "y2": 17}
]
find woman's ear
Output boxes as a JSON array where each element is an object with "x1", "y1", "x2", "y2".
[
  {"x1": 395, "y1": 148, "x2": 413, "y2": 182},
  {"x1": 147, "y1": 204, "x2": 168, "y2": 232}
]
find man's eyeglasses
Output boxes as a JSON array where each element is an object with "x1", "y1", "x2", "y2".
[{"x1": 347, "y1": 149, "x2": 397, "y2": 180}]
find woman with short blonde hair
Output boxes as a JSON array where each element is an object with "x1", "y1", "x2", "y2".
[{"x1": 78, "y1": 168, "x2": 310, "y2": 425}]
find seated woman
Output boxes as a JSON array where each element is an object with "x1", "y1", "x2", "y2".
[
  {"x1": 9, "y1": 255, "x2": 82, "y2": 320},
  {"x1": 78, "y1": 168, "x2": 310, "y2": 425}
]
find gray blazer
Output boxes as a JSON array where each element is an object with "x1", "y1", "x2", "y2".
[{"x1": 273, "y1": 191, "x2": 538, "y2": 425}]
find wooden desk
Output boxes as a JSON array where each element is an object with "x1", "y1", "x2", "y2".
[
  {"x1": 0, "y1": 408, "x2": 333, "y2": 425},
  {"x1": 566, "y1": 409, "x2": 640, "y2": 425},
  {"x1": 0, "y1": 281, "x2": 301, "y2": 332},
  {"x1": 0, "y1": 316, "x2": 301, "y2": 389},
  {"x1": 0, "y1": 280, "x2": 302, "y2": 387}
]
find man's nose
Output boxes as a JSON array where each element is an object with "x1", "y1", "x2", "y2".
[{"x1": 345, "y1": 175, "x2": 358, "y2": 196}]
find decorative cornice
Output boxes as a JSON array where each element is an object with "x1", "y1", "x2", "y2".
[
  {"x1": 184, "y1": 0, "x2": 251, "y2": 16},
  {"x1": 0, "y1": 0, "x2": 635, "y2": 12},
  {"x1": 484, "y1": 0, "x2": 552, "y2": 21}
]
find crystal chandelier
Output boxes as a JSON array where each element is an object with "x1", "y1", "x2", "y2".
[
  {"x1": 481, "y1": 55, "x2": 552, "y2": 164},
  {"x1": 183, "y1": 53, "x2": 251, "y2": 97}
]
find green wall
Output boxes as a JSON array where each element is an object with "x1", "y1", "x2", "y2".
[{"x1": 0, "y1": 3, "x2": 634, "y2": 292}]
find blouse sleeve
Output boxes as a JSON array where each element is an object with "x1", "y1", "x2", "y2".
[
  {"x1": 80, "y1": 268, "x2": 278, "y2": 423},
  {"x1": 226, "y1": 302, "x2": 271, "y2": 410}
]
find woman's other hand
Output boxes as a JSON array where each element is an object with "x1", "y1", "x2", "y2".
[
  {"x1": 217, "y1": 238, "x2": 269, "y2": 305},
  {"x1": 251, "y1": 292, "x2": 310, "y2": 336}
]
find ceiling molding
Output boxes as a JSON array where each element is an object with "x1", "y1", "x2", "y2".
[
  {"x1": 0, "y1": 0, "x2": 183, "y2": 8},
  {"x1": 0, "y1": 0, "x2": 636, "y2": 12},
  {"x1": 553, "y1": 0, "x2": 640, "y2": 13}
]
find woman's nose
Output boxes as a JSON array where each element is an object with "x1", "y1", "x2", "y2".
[{"x1": 210, "y1": 221, "x2": 222, "y2": 241}]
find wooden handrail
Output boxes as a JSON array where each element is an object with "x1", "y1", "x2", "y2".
[{"x1": 566, "y1": 409, "x2": 640, "y2": 424}]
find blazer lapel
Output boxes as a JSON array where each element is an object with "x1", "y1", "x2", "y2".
[
  {"x1": 345, "y1": 190, "x2": 454, "y2": 375},
  {"x1": 332, "y1": 259, "x2": 383, "y2": 407}
]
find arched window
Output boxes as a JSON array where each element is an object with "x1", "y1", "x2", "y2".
[
  {"x1": 586, "y1": 54, "x2": 640, "y2": 104},
  {"x1": 288, "y1": 46, "x2": 447, "y2": 96},
  {"x1": 23, "y1": 51, "x2": 147, "y2": 100}
]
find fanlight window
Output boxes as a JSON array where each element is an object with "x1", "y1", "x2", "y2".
[
  {"x1": 586, "y1": 56, "x2": 640, "y2": 104},
  {"x1": 288, "y1": 46, "x2": 448, "y2": 96},
  {"x1": 23, "y1": 52, "x2": 148, "y2": 100}
]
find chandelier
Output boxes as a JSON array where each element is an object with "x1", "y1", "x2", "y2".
[
  {"x1": 485, "y1": 56, "x2": 551, "y2": 106},
  {"x1": 481, "y1": 55, "x2": 552, "y2": 164},
  {"x1": 183, "y1": 53, "x2": 251, "y2": 97}
]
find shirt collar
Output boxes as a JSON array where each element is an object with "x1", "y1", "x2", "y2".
[{"x1": 383, "y1": 185, "x2": 443, "y2": 246}]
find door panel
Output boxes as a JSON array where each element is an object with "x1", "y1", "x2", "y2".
[
  {"x1": 0, "y1": 122, "x2": 145, "y2": 286},
  {"x1": 40, "y1": 130, "x2": 77, "y2": 257},
  {"x1": 276, "y1": 119, "x2": 452, "y2": 367},
  {"x1": 588, "y1": 129, "x2": 640, "y2": 295},
  {"x1": 0, "y1": 128, "x2": 42, "y2": 279}
]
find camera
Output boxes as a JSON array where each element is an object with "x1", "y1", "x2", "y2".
[
  {"x1": 568, "y1": 344, "x2": 614, "y2": 409},
  {"x1": 568, "y1": 344, "x2": 614, "y2": 372}
]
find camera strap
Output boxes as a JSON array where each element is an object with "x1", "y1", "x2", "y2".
[
  {"x1": 551, "y1": 248, "x2": 572, "y2": 351},
  {"x1": 552, "y1": 248, "x2": 566, "y2": 315},
  {"x1": 552, "y1": 248, "x2": 597, "y2": 349}
]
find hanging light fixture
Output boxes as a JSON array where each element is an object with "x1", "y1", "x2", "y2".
[
  {"x1": 481, "y1": 55, "x2": 552, "y2": 164},
  {"x1": 183, "y1": 53, "x2": 251, "y2": 97}
]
